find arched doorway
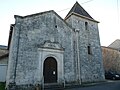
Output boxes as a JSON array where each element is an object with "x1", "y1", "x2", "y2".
[{"x1": 43, "y1": 57, "x2": 57, "y2": 83}]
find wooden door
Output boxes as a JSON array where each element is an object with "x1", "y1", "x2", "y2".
[{"x1": 43, "y1": 57, "x2": 57, "y2": 83}]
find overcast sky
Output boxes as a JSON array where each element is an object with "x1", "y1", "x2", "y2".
[{"x1": 0, "y1": 0, "x2": 120, "y2": 46}]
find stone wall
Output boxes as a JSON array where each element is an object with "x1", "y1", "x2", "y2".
[
  {"x1": 102, "y1": 46, "x2": 120, "y2": 74},
  {"x1": 65, "y1": 15, "x2": 105, "y2": 83},
  {"x1": 0, "y1": 56, "x2": 8, "y2": 82},
  {"x1": 6, "y1": 10, "x2": 105, "y2": 90},
  {"x1": 6, "y1": 11, "x2": 76, "y2": 89}
]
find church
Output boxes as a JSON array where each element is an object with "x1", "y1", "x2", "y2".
[{"x1": 6, "y1": 2, "x2": 105, "y2": 90}]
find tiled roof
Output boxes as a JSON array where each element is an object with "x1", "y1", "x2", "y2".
[
  {"x1": 108, "y1": 39, "x2": 120, "y2": 50},
  {"x1": 0, "y1": 45, "x2": 7, "y2": 49},
  {"x1": 65, "y1": 1, "x2": 93, "y2": 19}
]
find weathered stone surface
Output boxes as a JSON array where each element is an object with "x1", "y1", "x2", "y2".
[
  {"x1": 66, "y1": 15, "x2": 105, "y2": 83},
  {"x1": 6, "y1": 4, "x2": 105, "y2": 90}
]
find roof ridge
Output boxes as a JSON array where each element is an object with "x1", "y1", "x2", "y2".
[
  {"x1": 65, "y1": 1, "x2": 93, "y2": 19},
  {"x1": 14, "y1": 10, "x2": 54, "y2": 19}
]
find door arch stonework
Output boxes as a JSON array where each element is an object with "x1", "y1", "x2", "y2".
[{"x1": 38, "y1": 42, "x2": 64, "y2": 84}]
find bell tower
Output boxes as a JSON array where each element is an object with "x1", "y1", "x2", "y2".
[{"x1": 65, "y1": 1, "x2": 105, "y2": 83}]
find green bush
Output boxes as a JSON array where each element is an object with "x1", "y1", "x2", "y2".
[{"x1": 0, "y1": 82, "x2": 5, "y2": 90}]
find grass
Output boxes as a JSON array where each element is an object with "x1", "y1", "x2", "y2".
[{"x1": 0, "y1": 82, "x2": 5, "y2": 90}]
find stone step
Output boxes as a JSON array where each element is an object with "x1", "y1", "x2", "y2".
[
  {"x1": 43, "y1": 83, "x2": 64, "y2": 90},
  {"x1": 41, "y1": 83, "x2": 82, "y2": 90}
]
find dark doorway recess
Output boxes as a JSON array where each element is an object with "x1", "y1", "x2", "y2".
[{"x1": 43, "y1": 57, "x2": 57, "y2": 83}]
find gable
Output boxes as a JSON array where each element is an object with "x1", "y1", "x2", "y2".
[
  {"x1": 14, "y1": 10, "x2": 74, "y2": 31},
  {"x1": 13, "y1": 10, "x2": 74, "y2": 50},
  {"x1": 8, "y1": 10, "x2": 74, "y2": 49}
]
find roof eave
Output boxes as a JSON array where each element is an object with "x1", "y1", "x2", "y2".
[{"x1": 65, "y1": 12, "x2": 99, "y2": 23}]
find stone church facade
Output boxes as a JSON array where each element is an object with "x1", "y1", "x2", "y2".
[{"x1": 6, "y1": 2, "x2": 105, "y2": 90}]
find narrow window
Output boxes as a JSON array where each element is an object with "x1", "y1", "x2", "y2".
[
  {"x1": 85, "y1": 22, "x2": 88, "y2": 30},
  {"x1": 55, "y1": 25, "x2": 57, "y2": 28},
  {"x1": 88, "y1": 45, "x2": 92, "y2": 55}
]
